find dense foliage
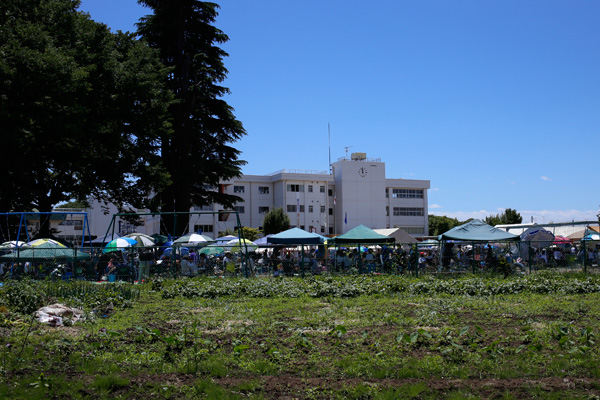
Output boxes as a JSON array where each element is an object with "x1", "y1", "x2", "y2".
[
  {"x1": 484, "y1": 208, "x2": 523, "y2": 226},
  {"x1": 159, "y1": 273, "x2": 600, "y2": 299},
  {"x1": 262, "y1": 207, "x2": 291, "y2": 235},
  {"x1": 0, "y1": 0, "x2": 171, "y2": 234}
]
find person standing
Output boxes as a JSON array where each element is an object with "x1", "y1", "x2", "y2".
[{"x1": 138, "y1": 249, "x2": 154, "y2": 283}]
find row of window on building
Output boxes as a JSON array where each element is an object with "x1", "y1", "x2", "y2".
[
  {"x1": 196, "y1": 204, "x2": 424, "y2": 217},
  {"x1": 233, "y1": 185, "x2": 424, "y2": 199}
]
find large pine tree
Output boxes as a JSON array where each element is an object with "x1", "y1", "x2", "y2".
[{"x1": 136, "y1": 1, "x2": 246, "y2": 235}]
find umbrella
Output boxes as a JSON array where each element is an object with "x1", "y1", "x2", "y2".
[
  {"x1": 199, "y1": 246, "x2": 225, "y2": 256},
  {"x1": 520, "y1": 228, "x2": 555, "y2": 249},
  {"x1": 125, "y1": 233, "x2": 156, "y2": 247},
  {"x1": 103, "y1": 237, "x2": 137, "y2": 253},
  {"x1": 214, "y1": 235, "x2": 238, "y2": 245},
  {"x1": 0, "y1": 241, "x2": 27, "y2": 250},
  {"x1": 173, "y1": 233, "x2": 214, "y2": 247},
  {"x1": 151, "y1": 233, "x2": 169, "y2": 245},
  {"x1": 27, "y1": 238, "x2": 67, "y2": 248},
  {"x1": 91, "y1": 233, "x2": 122, "y2": 244},
  {"x1": 583, "y1": 233, "x2": 600, "y2": 241},
  {"x1": 162, "y1": 247, "x2": 189, "y2": 258},
  {"x1": 225, "y1": 238, "x2": 257, "y2": 253},
  {"x1": 553, "y1": 236, "x2": 572, "y2": 245}
]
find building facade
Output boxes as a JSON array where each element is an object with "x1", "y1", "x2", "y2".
[
  {"x1": 190, "y1": 152, "x2": 430, "y2": 237},
  {"x1": 49, "y1": 152, "x2": 430, "y2": 242}
]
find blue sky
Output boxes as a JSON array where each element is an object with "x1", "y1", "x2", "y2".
[{"x1": 79, "y1": 0, "x2": 600, "y2": 224}]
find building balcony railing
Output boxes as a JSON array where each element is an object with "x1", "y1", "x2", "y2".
[{"x1": 267, "y1": 169, "x2": 329, "y2": 176}]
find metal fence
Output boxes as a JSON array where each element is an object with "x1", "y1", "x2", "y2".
[{"x1": 1, "y1": 238, "x2": 598, "y2": 282}]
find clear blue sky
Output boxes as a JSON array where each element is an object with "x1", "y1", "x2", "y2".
[{"x1": 79, "y1": 0, "x2": 600, "y2": 224}]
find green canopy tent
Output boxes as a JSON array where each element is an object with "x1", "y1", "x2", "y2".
[
  {"x1": 328, "y1": 225, "x2": 395, "y2": 245},
  {"x1": 437, "y1": 219, "x2": 519, "y2": 272},
  {"x1": 438, "y1": 219, "x2": 519, "y2": 242},
  {"x1": 327, "y1": 225, "x2": 395, "y2": 274}
]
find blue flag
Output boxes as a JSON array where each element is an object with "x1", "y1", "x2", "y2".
[{"x1": 344, "y1": 212, "x2": 347, "y2": 224}]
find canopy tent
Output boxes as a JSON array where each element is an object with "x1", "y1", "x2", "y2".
[
  {"x1": 0, "y1": 242, "x2": 90, "y2": 261},
  {"x1": 267, "y1": 227, "x2": 327, "y2": 245},
  {"x1": 567, "y1": 228, "x2": 587, "y2": 240},
  {"x1": 373, "y1": 228, "x2": 417, "y2": 244},
  {"x1": 328, "y1": 225, "x2": 395, "y2": 245},
  {"x1": 438, "y1": 219, "x2": 519, "y2": 242}
]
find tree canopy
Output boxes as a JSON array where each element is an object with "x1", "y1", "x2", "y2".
[
  {"x1": 262, "y1": 208, "x2": 291, "y2": 235},
  {"x1": 484, "y1": 208, "x2": 523, "y2": 226},
  {"x1": 136, "y1": 0, "x2": 247, "y2": 235},
  {"x1": 0, "y1": 0, "x2": 171, "y2": 235},
  {"x1": 428, "y1": 215, "x2": 464, "y2": 237}
]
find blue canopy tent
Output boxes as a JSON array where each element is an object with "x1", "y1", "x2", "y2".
[
  {"x1": 266, "y1": 228, "x2": 327, "y2": 276},
  {"x1": 267, "y1": 228, "x2": 327, "y2": 245}
]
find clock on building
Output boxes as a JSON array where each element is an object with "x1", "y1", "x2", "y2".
[{"x1": 358, "y1": 167, "x2": 367, "y2": 177}]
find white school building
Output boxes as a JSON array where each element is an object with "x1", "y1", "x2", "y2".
[
  {"x1": 189, "y1": 152, "x2": 430, "y2": 238},
  {"x1": 50, "y1": 152, "x2": 430, "y2": 241}
]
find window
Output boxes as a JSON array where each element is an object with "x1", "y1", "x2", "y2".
[
  {"x1": 321, "y1": 226, "x2": 325, "y2": 233},
  {"x1": 320, "y1": 205, "x2": 325, "y2": 213},
  {"x1": 234, "y1": 185, "x2": 245, "y2": 193},
  {"x1": 328, "y1": 189, "x2": 333, "y2": 196},
  {"x1": 329, "y1": 227, "x2": 334, "y2": 234},
  {"x1": 308, "y1": 185, "x2": 313, "y2": 193},
  {"x1": 385, "y1": 188, "x2": 389, "y2": 198},
  {"x1": 300, "y1": 225, "x2": 305, "y2": 230},
  {"x1": 320, "y1": 186, "x2": 325, "y2": 193},
  {"x1": 386, "y1": 206, "x2": 389, "y2": 216},
  {"x1": 299, "y1": 205, "x2": 305, "y2": 212},
  {"x1": 308, "y1": 205, "x2": 314, "y2": 213},
  {"x1": 235, "y1": 206, "x2": 245, "y2": 214},
  {"x1": 258, "y1": 186, "x2": 269, "y2": 194},
  {"x1": 193, "y1": 224, "x2": 214, "y2": 233},
  {"x1": 287, "y1": 184, "x2": 304, "y2": 192},
  {"x1": 328, "y1": 208, "x2": 333, "y2": 215},
  {"x1": 287, "y1": 205, "x2": 296, "y2": 212},
  {"x1": 392, "y1": 189, "x2": 424, "y2": 199},
  {"x1": 258, "y1": 206, "x2": 269, "y2": 214},
  {"x1": 393, "y1": 207, "x2": 424, "y2": 216}
]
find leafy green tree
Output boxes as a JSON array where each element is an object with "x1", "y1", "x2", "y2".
[
  {"x1": 237, "y1": 227, "x2": 260, "y2": 242},
  {"x1": 484, "y1": 208, "x2": 523, "y2": 226},
  {"x1": 428, "y1": 215, "x2": 462, "y2": 236},
  {"x1": 0, "y1": 0, "x2": 171, "y2": 236},
  {"x1": 262, "y1": 208, "x2": 291, "y2": 235},
  {"x1": 137, "y1": 0, "x2": 246, "y2": 235}
]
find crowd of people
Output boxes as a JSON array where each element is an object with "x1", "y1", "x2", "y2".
[{"x1": 2, "y1": 241, "x2": 600, "y2": 281}]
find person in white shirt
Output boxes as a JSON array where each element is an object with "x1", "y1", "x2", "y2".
[{"x1": 180, "y1": 256, "x2": 197, "y2": 276}]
